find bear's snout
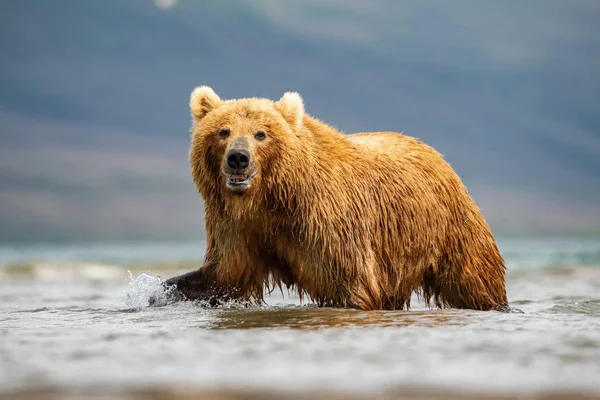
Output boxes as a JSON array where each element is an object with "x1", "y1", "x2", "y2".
[
  {"x1": 227, "y1": 149, "x2": 250, "y2": 170},
  {"x1": 223, "y1": 146, "x2": 256, "y2": 194}
]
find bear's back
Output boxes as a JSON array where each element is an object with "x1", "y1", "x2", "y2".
[
  {"x1": 346, "y1": 131, "x2": 405, "y2": 152},
  {"x1": 345, "y1": 131, "x2": 446, "y2": 172}
]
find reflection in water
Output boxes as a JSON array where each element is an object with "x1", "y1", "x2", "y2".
[{"x1": 211, "y1": 307, "x2": 475, "y2": 330}]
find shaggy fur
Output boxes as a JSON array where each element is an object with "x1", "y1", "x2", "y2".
[{"x1": 171, "y1": 86, "x2": 508, "y2": 311}]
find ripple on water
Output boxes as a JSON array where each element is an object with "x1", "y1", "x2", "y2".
[{"x1": 548, "y1": 299, "x2": 600, "y2": 315}]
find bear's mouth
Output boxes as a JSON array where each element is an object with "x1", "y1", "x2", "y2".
[{"x1": 225, "y1": 173, "x2": 255, "y2": 193}]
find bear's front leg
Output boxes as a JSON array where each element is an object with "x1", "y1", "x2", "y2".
[{"x1": 164, "y1": 261, "x2": 235, "y2": 306}]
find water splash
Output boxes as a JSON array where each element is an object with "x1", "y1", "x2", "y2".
[{"x1": 124, "y1": 272, "x2": 181, "y2": 308}]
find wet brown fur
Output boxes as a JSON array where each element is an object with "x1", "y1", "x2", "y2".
[{"x1": 184, "y1": 86, "x2": 508, "y2": 311}]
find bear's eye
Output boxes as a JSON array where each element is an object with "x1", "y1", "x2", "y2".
[
  {"x1": 218, "y1": 128, "x2": 230, "y2": 138},
  {"x1": 255, "y1": 131, "x2": 266, "y2": 141}
]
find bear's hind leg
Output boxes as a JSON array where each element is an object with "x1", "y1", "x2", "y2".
[{"x1": 422, "y1": 262, "x2": 508, "y2": 311}]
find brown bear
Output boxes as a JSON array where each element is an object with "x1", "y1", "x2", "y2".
[{"x1": 165, "y1": 86, "x2": 508, "y2": 311}]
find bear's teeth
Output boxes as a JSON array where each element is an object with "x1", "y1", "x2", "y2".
[{"x1": 229, "y1": 175, "x2": 248, "y2": 183}]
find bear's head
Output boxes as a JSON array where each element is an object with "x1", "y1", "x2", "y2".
[{"x1": 189, "y1": 86, "x2": 305, "y2": 199}]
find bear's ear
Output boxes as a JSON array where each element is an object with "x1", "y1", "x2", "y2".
[
  {"x1": 190, "y1": 86, "x2": 222, "y2": 120},
  {"x1": 275, "y1": 92, "x2": 304, "y2": 127}
]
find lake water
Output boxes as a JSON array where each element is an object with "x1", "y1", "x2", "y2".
[{"x1": 1, "y1": 237, "x2": 600, "y2": 399}]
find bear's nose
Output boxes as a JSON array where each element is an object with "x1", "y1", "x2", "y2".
[{"x1": 227, "y1": 150, "x2": 250, "y2": 170}]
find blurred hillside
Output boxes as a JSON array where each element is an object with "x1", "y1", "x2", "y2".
[{"x1": 0, "y1": 0, "x2": 599, "y2": 242}]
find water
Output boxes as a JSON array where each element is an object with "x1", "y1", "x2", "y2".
[{"x1": 1, "y1": 237, "x2": 600, "y2": 399}]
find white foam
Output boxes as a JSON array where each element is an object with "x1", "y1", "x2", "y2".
[{"x1": 0, "y1": 261, "x2": 126, "y2": 281}]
